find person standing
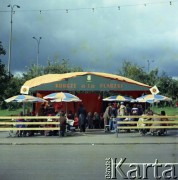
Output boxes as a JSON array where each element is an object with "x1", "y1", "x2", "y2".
[
  {"x1": 78, "y1": 104, "x2": 87, "y2": 132},
  {"x1": 103, "y1": 103, "x2": 112, "y2": 131},
  {"x1": 86, "y1": 112, "x2": 93, "y2": 129},
  {"x1": 93, "y1": 112, "x2": 100, "y2": 129},
  {"x1": 119, "y1": 102, "x2": 127, "y2": 117},
  {"x1": 59, "y1": 111, "x2": 67, "y2": 137},
  {"x1": 131, "y1": 104, "x2": 139, "y2": 121}
]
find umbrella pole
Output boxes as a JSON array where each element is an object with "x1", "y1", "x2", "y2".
[
  {"x1": 152, "y1": 100, "x2": 154, "y2": 112},
  {"x1": 23, "y1": 102, "x2": 25, "y2": 115},
  {"x1": 66, "y1": 103, "x2": 67, "y2": 117}
]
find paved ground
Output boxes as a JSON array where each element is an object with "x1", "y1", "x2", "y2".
[
  {"x1": 0, "y1": 130, "x2": 178, "y2": 180},
  {"x1": 0, "y1": 129, "x2": 178, "y2": 145},
  {"x1": 1, "y1": 144, "x2": 178, "y2": 180}
]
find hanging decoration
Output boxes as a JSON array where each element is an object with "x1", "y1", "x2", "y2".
[{"x1": 1, "y1": 0, "x2": 176, "y2": 14}]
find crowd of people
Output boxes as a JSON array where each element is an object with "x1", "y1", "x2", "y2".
[
  {"x1": 11, "y1": 101, "x2": 169, "y2": 137},
  {"x1": 103, "y1": 102, "x2": 170, "y2": 135},
  {"x1": 36, "y1": 102, "x2": 144, "y2": 129},
  {"x1": 12, "y1": 103, "x2": 104, "y2": 137},
  {"x1": 103, "y1": 102, "x2": 145, "y2": 131},
  {"x1": 135, "y1": 108, "x2": 171, "y2": 136}
]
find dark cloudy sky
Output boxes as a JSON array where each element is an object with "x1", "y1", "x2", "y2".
[{"x1": 1, "y1": 0, "x2": 178, "y2": 78}]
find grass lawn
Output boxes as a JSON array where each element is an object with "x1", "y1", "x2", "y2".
[
  {"x1": 0, "y1": 107, "x2": 178, "y2": 117},
  {"x1": 153, "y1": 106, "x2": 178, "y2": 116},
  {"x1": 0, "y1": 108, "x2": 23, "y2": 117}
]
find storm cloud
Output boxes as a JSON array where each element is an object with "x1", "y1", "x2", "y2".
[{"x1": 1, "y1": 0, "x2": 178, "y2": 77}]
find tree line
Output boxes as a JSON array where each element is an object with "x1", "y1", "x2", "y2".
[{"x1": 0, "y1": 41, "x2": 178, "y2": 109}]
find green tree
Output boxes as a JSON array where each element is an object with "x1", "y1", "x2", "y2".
[
  {"x1": 22, "y1": 58, "x2": 83, "y2": 82},
  {"x1": 118, "y1": 60, "x2": 149, "y2": 84},
  {"x1": 4, "y1": 75, "x2": 24, "y2": 110},
  {"x1": 5, "y1": 76, "x2": 24, "y2": 97},
  {"x1": 22, "y1": 64, "x2": 44, "y2": 82},
  {"x1": 117, "y1": 60, "x2": 178, "y2": 102},
  {"x1": 146, "y1": 68, "x2": 159, "y2": 86},
  {"x1": 0, "y1": 42, "x2": 11, "y2": 109},
  {"x1": 0, "y1": 60, "x2": 10, "y2": 96},
  {"x1": 43, "y1": 59, "x2": 83, "y2": 74},
  {"x1": 156, "y1": 72, "x2": 178, "y2": 100},
  {"x1": 0, "y1": 41, "x2": 6, "y2": 55}
]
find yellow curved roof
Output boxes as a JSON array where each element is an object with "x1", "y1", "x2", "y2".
[{"x1": 22, "y1": 72, "x2": 150, "y2": 89}]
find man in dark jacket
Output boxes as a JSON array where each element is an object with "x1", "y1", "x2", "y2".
[
  {"x1": 59, "y1": 111, "x2": 67, "y2": 137},
  {"x1": 78, "y1": 104, "x2": 87, "y2": 132}
]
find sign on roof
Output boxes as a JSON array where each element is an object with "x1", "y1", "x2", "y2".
[{"x1": 29, "y1": 74, "x2": 149, "y2": 92}]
